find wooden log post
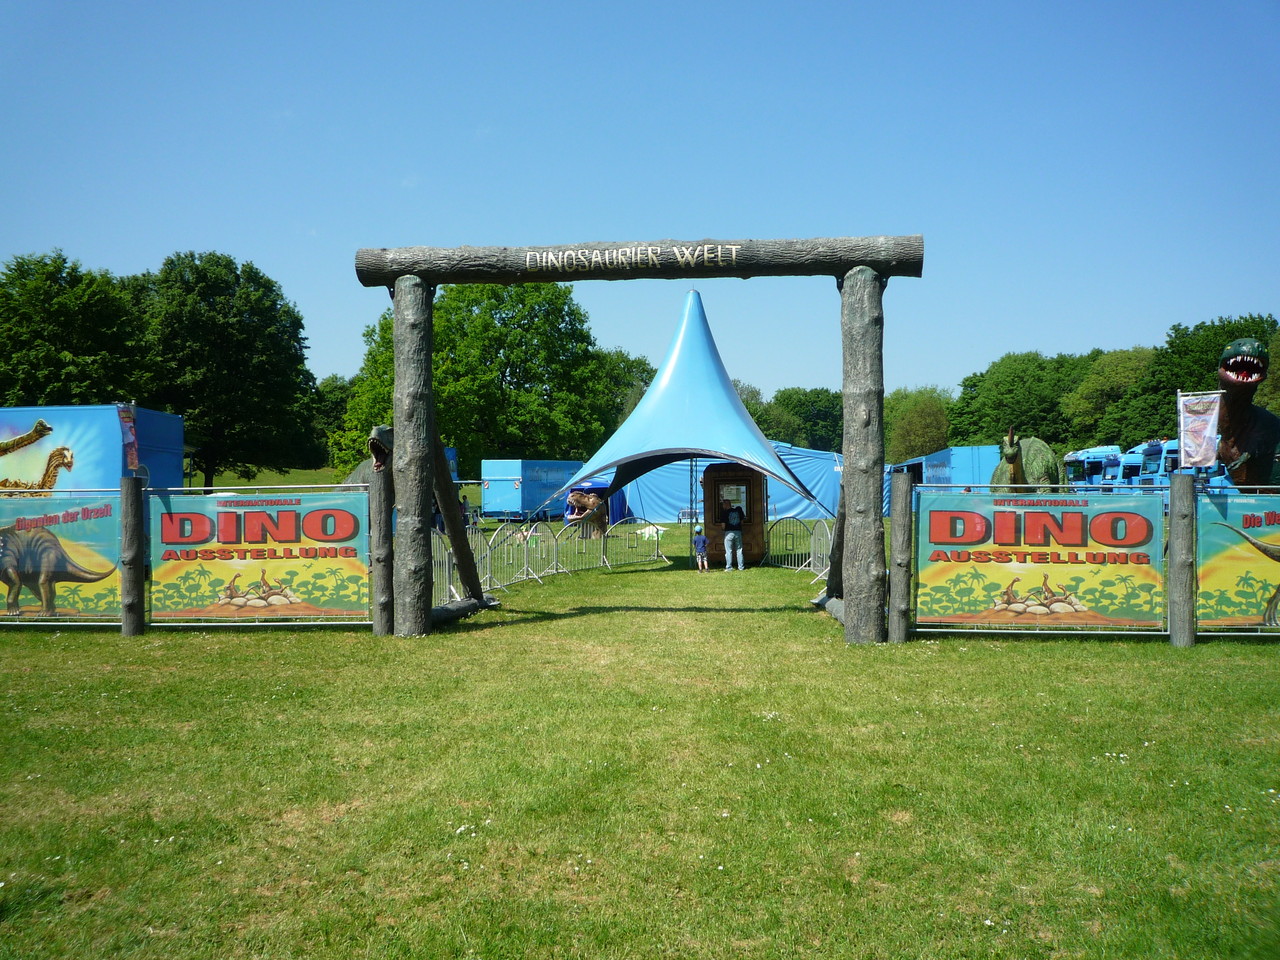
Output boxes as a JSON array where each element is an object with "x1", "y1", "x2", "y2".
[
  {"x1": 369, "y1": 457, "x2": 394, "y2": 635},
  {"x1": 839, "y1": 266, "x2": 888, "y2": 644},
  {"x1": 392, "y1": 275, "x2": 436, "y2": 636},
  {"x1": 430, "y1": 417, "x2": 486, "y2": 603},
  {"x1": 888, "y1": 470, "x2": 914, "y2": 643},
  {"x1": 119, "y1": 476, "x2": 145, "y2": 636},
  {"x1": 825, "y1": 487, "x2": 845, "y2": 599},
  {"x1": 1167, "y1": 472, "x2": 1197, "y2": 647}
]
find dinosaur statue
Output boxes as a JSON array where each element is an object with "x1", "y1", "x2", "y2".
[
  {"x1": 991, "y1": 428, "x2": 1060, "y2": 493},
  {"x1": 1213, "y1": 522, "x2": 1280, "y2": 625},
  {"x1": 564, "y1": 490, "x2": 608, "y2": 538},
  {"x1": 342, "y1": 425, "x2": 393, "y2": 485},
  {"x1": 1215, "y1": 338, "x2": 1280, "y2": 487},
  {"x1": 0, "y1": 419, "x2": 53, "y2": 458},
  {"x1": 0, "y1": 524, "x2": 115, "y2": 616},
  {"x1": 0, "y1": 446, "x2": 74, "y2": 496}
]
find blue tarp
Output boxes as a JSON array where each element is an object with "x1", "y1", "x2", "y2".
[
  {"x1": 546, "y1": 290, "x2": 820, "y2": 511},
  {"x1": 599, "y1": 443, "x2": 840, "y2": 523}
]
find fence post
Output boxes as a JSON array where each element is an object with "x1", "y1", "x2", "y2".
[
  {"x1": 120, "y1": 477, "x2": 145, "y2": 636},
  {"x1": 370, "y1": 465, "x2": 394, "y2": 635},
  {"x1": 1168, "y1": 473, "x2": 1197, "y2": 647},
  {"x1": 888, "y1": 471, "x2": 914, "y2": 643}
]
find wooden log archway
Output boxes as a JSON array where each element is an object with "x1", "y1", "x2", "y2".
[{"x1": 355, "y1": 235, "x2": 924, "y2": 642}]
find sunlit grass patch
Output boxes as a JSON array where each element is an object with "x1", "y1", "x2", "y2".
[{"x1": 2, "y1": 565, "x2": 1278, "y2": 958}]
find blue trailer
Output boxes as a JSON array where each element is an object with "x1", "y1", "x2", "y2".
[
  {"x1": 481, "y1": 459, "x2": 583, "y2": 520},
  {"x1": 883, "y1": 445, "x2": 1004, "y2": 514},
  {"x1": 0, "y1": 404, "x2": 184, "y2": 491}
]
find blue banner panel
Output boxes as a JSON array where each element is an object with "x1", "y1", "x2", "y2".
[
  {"x1": 1196, "y1": 492, "x2": 1280, "y2": 629},
  {"x1": 149, "y1": 492, "x2": 369, "y2": 620},
  {"x1": 0, "y1": 495, "x2": 121, "y2": 619},
  {"x1": 914, "y1": 491, "x2": 1165, "y2": 628}
]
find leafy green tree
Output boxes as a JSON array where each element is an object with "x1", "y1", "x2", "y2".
[
  {"x1": 1097, "y1": 314, "x2": 1278, "y2": 448},
  {"x1": 771, "y1": 387, "x2": 843, "y2": 451},
  {"x1": 312, "y1": 374, "x2": 353, "y2": 465},
  {"x1": 1059, "y1": 347, "x2": 1155, "y2": 448},
  {"x1": 883, "y1": 385, "x2": 952, "y2": 462},
  {"x1": 137, "y1": 251, "x2": 325, "y2": 487},
  {"x1": 0, "y1": 251, "x2": 153, "y2": 405},
  {"x1": 947, "y1": 350, "x2": 1094, "y2": 450},
  {"x1": 332, "y1": 285, "x2": 654, "y2": 480},
  {"x1": 330, "y1": 312, "x2": 394, "y2": 478}
]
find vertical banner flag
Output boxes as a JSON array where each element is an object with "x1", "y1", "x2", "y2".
[
  {"x1": 149, "y1": 491, "x2": 370, "y2": 619},
  {"x1": 0, "y1": 495, "x2": 121, "y2": 619},
  {"x1": 914, "y1": 490, "x2": 1165, "y2": 627},
  {"x1": 1178, "y1": 391, "x2": 1222, "y2": 469}
]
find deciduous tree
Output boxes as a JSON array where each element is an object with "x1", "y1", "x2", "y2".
[
  {"x1": 0, "y1": 251, "x2": 152, "y2": 405},
  {"x1": 137, "y1": 251, "x2": 324, "y2": 487},
  {"x1": 883, "y1": 385, "x2": 952, "y2": 463},
  {"x1": 333, "y1": 285, "x2": 654, "y2": 480}
]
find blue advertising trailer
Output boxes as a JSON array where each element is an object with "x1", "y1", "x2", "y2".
[
  {"x1": 480, "y1": 459, "x2": 583, "y2": 520},
  {"x1": 0, "y1": 404, "x2": 184, "y2": 491}
]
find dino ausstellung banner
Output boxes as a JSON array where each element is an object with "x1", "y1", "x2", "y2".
[
  {"x1": 148, "y1": 492, "x2": 370, "y2": 620},
  {"x1": 914, "y1": 491, "x2": 1166, "y2": 628},
  {"x1": 0, "y1": 495, "x2": 121, "y2": 619}
]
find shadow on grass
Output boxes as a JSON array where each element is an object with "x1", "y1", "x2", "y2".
[{"x1": 445, "y1": 600, "x2": 828, "y2": 632}]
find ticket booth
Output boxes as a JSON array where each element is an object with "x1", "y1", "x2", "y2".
[{"x1": 702, "y1": 462, "x2": 767, "y2": 568}]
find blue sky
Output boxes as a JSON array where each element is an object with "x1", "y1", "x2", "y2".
[{"x1": 4, "y1": 1, "x2": 1277, "y2": 400}]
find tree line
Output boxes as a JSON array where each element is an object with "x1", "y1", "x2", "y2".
[
  {"x1": 3, "y1": 249, "x2": 1272, "y2": 479},
  {"x1": 885, "y1": 313, "x2": 1279, "y2": 463}
]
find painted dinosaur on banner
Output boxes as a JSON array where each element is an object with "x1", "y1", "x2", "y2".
[
  {"x1": 0, "y1": 525, "x2": 115, "y2": 616},
  {"x1": 990, "y1": 428, "x2": 1060, "y2": 493}
]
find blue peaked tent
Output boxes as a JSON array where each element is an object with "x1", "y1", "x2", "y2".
[{"x1": 547, "y1": 290, "x2": 820, "y2": 508}]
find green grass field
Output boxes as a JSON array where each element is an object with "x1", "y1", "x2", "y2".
[{"x1": 3, "y1": 563, "x2": 1278, "y2": 959}]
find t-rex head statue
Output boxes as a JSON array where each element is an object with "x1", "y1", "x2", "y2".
[
  {"x1": 368, "y1": 425, "x2": 393, "y2": 473},
  {"x1": 1219, "y1": 338, "x2": 1270, "y2": 395}
]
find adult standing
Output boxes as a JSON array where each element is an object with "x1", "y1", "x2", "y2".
[{"x1": 721, "y1": 498, "x2": 745, "y2": 571}]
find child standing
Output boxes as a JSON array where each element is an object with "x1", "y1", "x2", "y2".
[{"x1": 693, "y1": 525, "x2": 709, "y2": 572}]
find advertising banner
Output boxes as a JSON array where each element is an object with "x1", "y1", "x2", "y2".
[
  {"x1": 149, "y1": 492, "x2": 369, "y2": 619},
  {"x1": 0, "y1": 495, "x2": 121, "y2": 619},
  {"x1": 1196, "y1": 493, "x2": 1280, "y2": 629},
  {"x1": 914, "y1": 491, "x2": 1165, "y2": 628}
]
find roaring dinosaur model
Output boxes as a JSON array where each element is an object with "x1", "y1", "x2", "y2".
[
  {"x1": 0, "y1": 525, "x2": 115, "y2": 616},
  {"x1": 991, "y1": 428, "x2": 1060, "y2": 493},
  {"x1": 1215, "y1": 338, "x2": 1280, "y2": 487},
  {"x1": 0, "y1": 446, "x2": 74, "y2": 495},
  {"x1": 564, "y1": 490, "x2": 608, "y2": 538}
]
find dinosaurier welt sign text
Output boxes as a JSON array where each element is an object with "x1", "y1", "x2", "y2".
[
  {"x1": 149, "y1": 492, "x2": 369, "y2": 620},
  {"x1": 914, "y1": 492, "x2": 1165, "y2": 628},
  {"x1": 523, "y1": 244, "x2": 743, "y2": 274}
]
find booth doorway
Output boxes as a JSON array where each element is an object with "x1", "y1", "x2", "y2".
[{"x1": 702, "y1": 462, "x2": 766, "y2": 568}]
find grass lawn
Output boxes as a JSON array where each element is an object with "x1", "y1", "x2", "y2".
[{"x1": 2, "y1": 562, "x2": 1278, "y2": 959}]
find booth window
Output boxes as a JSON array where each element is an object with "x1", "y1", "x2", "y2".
[{"x1": 718, "y1": 482, "x2": 748, "y2": 518}]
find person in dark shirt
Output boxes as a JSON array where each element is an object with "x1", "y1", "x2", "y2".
[{"x1": 721, "y1": 498, "x2": 745, "y2": 570}]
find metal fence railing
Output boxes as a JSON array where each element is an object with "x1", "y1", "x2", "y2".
[{"x1": 431, "y1": 517, "x2": 667, "y2": 601}]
